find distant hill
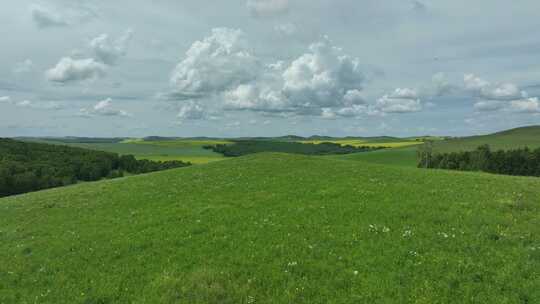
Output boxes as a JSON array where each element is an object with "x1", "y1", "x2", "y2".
[
  {"x1": 432, "y1": 125, "x2": 540, "y2": 152},
  {"x1": 17, "y1": 136, "x2": 129, "y2": 144}
]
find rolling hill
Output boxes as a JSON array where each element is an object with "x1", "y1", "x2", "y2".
[
  {"x1": 1, "y1": 153, "x2": 539, "y2": 303},
  {"x1": 432, "y1": 125, "x2": 540, "y2": 152}
]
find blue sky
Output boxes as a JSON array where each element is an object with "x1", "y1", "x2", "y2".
[{"x1": 1, "y1": 0, "x2": 539, "y2": 137}]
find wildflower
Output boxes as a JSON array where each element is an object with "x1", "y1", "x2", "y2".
[
  {"x1": 353, "y1": 270, "x2": 359, "y2": 275},
  {"x1": 438, "y1": 232, "x2": 449, "y2": 238},
  {"x1": 402, "y1": 230, "x2": 413, "y2": 237},
  {"x1": 382, "y1": 226, "x2": 390, "y2": 233}
]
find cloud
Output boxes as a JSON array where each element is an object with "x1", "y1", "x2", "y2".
[
  {"x1": 13, "y1": 59, "x2": 34, "y2": 74},
  {"x1": 274, "y1": 23, "x2": 297, "y2": 36},
  {"x1": 46, "y1": 57, "x2": 107, "y2": 83},
  {"x1": 322, "y1": 104, "x2": 372, "y2": 118},
  {"x1": 90, "y1": 29, "x2": 133, "y2": 65},
  {"x1": 177, "y1": 101, "x2": 207, "y2": 120},
  {"x1": 473, "y1": 100, "x2": 504, "y2": 112},
  {"x1": 0, "y1": 97, "x2": 30, "y2": 107},
  {"x1": 167, "y1": 31, "x2": 423, "y2": 119},
  {"x1": 246, "y1": 0, "x2": 289, "y2": 17},
  {"x1": 223, "y1": 36, "x2": 368, "y2": 116},
  {"x1": 343, "y1": 89, "x2": 367, "y2": 105},
  {"x1": 225, "y1": 121, "x2": 241, "y2": 128},
  {"x1": 0, "y1": 97, "x2": 62, "y2": 110},
  {"x1": 510, "y1": 97, "x2": 540, "y2": 113},
  {"x1": 46, "y1": 29, "x2": 131, "y2": 83},
  {"x1": 224, "y1": 84, "x2": 286, "y2": 111},
  {"x1": 30, "y1": 4, "x2": 68, "y2": 28},
  {"x1": 459, "y1": 74, "x2": 540, "y2": 113},
  {"x1": 29, "y1": 3, "x2": 97, "y2": 29},
  {"x1": 464, "y1": 74, "x2": 522, "y2": 100},
  {"x1": 487, "y1": 83, "x2": 521, "y2": 100},
  {"x1": 169, "y1": 28, "x2": 260, "y2": 100},
  {"x1": 281, "y1": 37, "x2": 365, "y2": 110},
  {"x1": 376, "y1": 94, "x2": 422, "y2": 113},
  {"x1": 80, "y1": 98, "x2": 130, "y2": 117},
  {"x1": 15, "y1": 100, "x2": 32, "y2": 107},
  {"x1": 388, "y1": 88, "x2": 419, "y2": 99},
  {"x1": 431, "y1": 72, "x2": 454, "y2": 96}
]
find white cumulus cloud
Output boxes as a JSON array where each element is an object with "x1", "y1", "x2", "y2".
[
  {"x1": 510, "y1": 97, "x2": 540, "y2": 113},
  {"x1": 281, "y1": 37, "x2": 365, "y2": 110},
  {"x1": 177, "y1": 101, "x2": 207, "y2": 120},
  {"x1": 46, "y1": 57, "x2": 107, "y2": 83},
  {"x1": 80, "y1": 98, "x2": 130, "y2": 117},
  {"x1": 169, "y1": 28, "x2": 260, "y2": 100},
  {"x1": 376, "y1": 94, "x2": 422, "y2": 113},
  {"x1": 464, "y1": 74, "x2": 522, "y2": 100},
  {"x1": 389, "y1": 88, "x2": 419, "y2": 99},
  {"x1": 90, "y1": 30, "x2": 133, "y2": 65}
]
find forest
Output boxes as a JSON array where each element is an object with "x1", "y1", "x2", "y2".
[
  {"x1": 205, "y1": 140, "x2": 383, "y2": 157},
  {"x1": 0, "y1": 138, "x2": 190, "y2": 197},
  {"x1": 418, "y1": 144, "x2": 540, "y2": 177}
]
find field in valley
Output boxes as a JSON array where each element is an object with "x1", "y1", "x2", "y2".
[
  {"x1": 326, "y1": 146, "x2": 419, "y2": 167},
  {"x1": 25, "y1": 138, "x2": 231, "y2": 165}
]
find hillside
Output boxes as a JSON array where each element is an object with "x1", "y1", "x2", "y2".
[
  {"x1": 1, "y1": 153, "x2": 539, "y2": 303},
  {"x1": 433, "y1": 125, "x2": 540, "y2": 152},
  {"x1": 325, "y1": 146, "x2": 419, "y2": 167}
]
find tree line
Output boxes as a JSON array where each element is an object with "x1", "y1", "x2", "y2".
[
  {"x1": 204, "y1": 140, "x2": 383, "y2": 157},
  {"x1": 0, "y1": 138, "x2": 190, "y2": 197},
  {"x1": 418, "y1": 143, "x2": 540, "y2": 177}
]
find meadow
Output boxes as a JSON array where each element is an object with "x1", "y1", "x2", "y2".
[
  {"x1": 28, "y1": 139, "x2": 230, "y2": 165},
  {"x1": 1, "y1": 153, "x2": 539, "y2": 303},
  {"x1": 325, "y1": 146, "x2": 419, "y2": 167},
  {"x1": 432, "y1": 125, "x2": 540, "y2": 153}
]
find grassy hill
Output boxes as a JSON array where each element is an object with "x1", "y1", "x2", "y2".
[
  {"x1": 325, "y1": 146, "x2": 419, "y2": 167},
  {"x1": 21, "y1": 138, "x2": 229, "y2": 165},
  {"x1": 1, "y1": 153, "x2": 539, "y2": 303},
  {"x1": 433, "y1": 125, "x2": 540, "y2": 153}
]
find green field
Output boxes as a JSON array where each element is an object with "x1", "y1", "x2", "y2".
[
  {"x1": 28, "y1": 139, "x2": 230, "y2": 165},
  {"x1": 433, "y1": 125, "x2": 540, "y2": 153},
  {"x1": 1, "y1": 153, "x2": 539, "y2": 303},
  {"x1": 326, "y1": 146, "x2": 419, "y2": 167}
]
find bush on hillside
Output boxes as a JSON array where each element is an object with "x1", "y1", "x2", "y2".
[{"x1": 418, "y1": 144, "x2": 540, "y2": 177}]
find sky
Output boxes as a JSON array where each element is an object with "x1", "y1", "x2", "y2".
[{"x1": 1, "y1": 0, "x2": 539, "y2": 138}]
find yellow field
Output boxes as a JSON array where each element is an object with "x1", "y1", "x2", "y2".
[{"x1": 299, "y1": 140, "x2": 422, "y2": 148}]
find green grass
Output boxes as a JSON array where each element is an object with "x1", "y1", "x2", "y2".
[
  {"x1": 433, "y1": 125, "x2": 540, "y2": 153},
  {"x1": 1, "y1": 153, "x2": 539, "y2": 303},
  {"x1": 29, "y1": 139, "x2": 229, "y2": 165},
  {"x1": 325, "y1": 146, "x2": 419, "y2": 167}
]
